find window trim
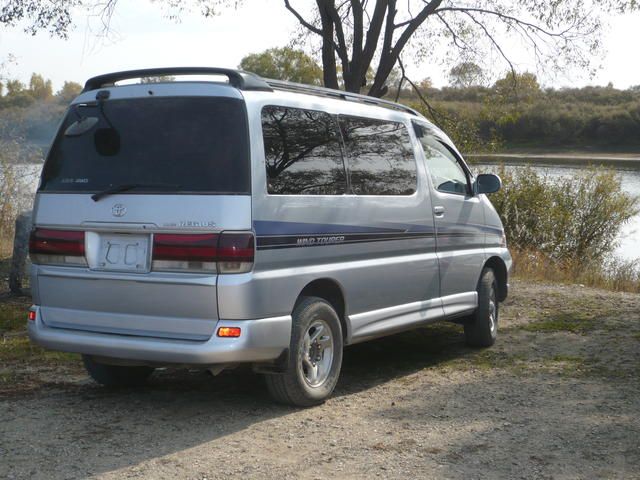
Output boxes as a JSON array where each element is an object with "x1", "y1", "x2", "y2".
[{"x1": 260, "y1": 104, "x2": 349, "y2": 197}]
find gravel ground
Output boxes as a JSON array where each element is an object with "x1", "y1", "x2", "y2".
[{"x1": 1, "y1": 280, "x2": 639, "y2": 480}]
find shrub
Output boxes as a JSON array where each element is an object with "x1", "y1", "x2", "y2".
[{"x1": 491, "y1": 165, "x2": 638, "y2": 266}]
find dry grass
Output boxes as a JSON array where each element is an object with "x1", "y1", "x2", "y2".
[{"x1": 510, "y1": 248, "x2": 640, "y2": 293}]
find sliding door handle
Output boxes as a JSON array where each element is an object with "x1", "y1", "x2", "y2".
[{"x1": 433, "y1": 206, "x2": 445, "y2": 217}]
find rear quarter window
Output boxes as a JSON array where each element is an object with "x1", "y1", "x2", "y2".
[{"x1": 261, "y1": 105, "x2": 347, "y2": 195}]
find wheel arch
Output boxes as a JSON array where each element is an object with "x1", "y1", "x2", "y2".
[
  {"x1": 483, "y1": 256, "x2": 508, "y2": 302},
  {"x1": 297, "y1": 278, "x2": 350, "y2": 342}
]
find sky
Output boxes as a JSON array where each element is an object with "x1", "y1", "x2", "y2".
[{"x1": 0, "y1": 0, "x2": 639, "y2": 91}]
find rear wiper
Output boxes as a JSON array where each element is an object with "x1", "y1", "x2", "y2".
[{"x1": 91, "y1": 183, "x2": 181, "y2": 202}]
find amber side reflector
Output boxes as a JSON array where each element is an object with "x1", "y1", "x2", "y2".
[
  {"x1": 28, "y1": 310, "x2": 36, "y2": 321},
  {"x1": 217, "y1": 327, "x2": 241, "y2": 338}
]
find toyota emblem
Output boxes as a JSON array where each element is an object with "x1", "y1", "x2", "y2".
[{"x1": 111, "y1": 204, "x2": 127, "y2": 217}]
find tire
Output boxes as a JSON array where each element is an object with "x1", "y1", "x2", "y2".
[
  {"x1": 82, "y1": 355, "x2": 154, "y2": 387},
  {"x1": 464, "y1": 268, "x2": 499, "y2": 348},
  {"x1": 264, "y1": 296, "x2": 343, "y2": 407}
]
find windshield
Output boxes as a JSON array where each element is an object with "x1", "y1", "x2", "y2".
[{"x1": 40, "y1": 96, "x2": 250, "y2": 194}]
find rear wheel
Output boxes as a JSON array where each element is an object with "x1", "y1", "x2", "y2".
[
  {"x1": 464, "y1": 268, "x2": 499, "y2": 348},
  {"x1": 82, "y1": 355, "x2": 154, "y2": 387},
  {"x1": 264, "y1": 296, "x2": 343, "y2": 407}
]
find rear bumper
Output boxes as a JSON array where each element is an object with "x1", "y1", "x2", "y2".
[{"x1": 27, "y1": 306, "x2": 292, "y2": 365}]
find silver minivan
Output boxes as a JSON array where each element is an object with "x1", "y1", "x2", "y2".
[{"x1": 28, "y1": 68, "x2": 511, "y2": 406}]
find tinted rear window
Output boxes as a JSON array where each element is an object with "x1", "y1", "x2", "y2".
[{"x1": 40, "y1": 96, "x2": 250, "y2": 194}]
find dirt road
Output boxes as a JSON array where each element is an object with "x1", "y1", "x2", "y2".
[{"x1": 1, "y1": 280, "x2": 639, "y2": 479}]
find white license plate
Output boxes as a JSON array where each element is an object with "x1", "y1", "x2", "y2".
[{"x1": 95, "y1": 234, "x2": 150, "y2": 273}]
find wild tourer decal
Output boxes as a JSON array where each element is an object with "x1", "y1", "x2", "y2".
[{"x1": 253, "y1": 220, "x2": 497, "y2": 250}]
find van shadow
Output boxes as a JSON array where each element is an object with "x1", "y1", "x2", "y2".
[{"x1": 3, "y1": 323, "x2": 472, "y2": 479}]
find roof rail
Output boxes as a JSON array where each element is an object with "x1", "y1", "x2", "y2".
[
  {"x1": 265, "y1": 78, "x2": 421, "y2": 117},
  {"x1": 82, "y1": 66, "x2": 421, "y2": 117},
  {"x1": 82, "y1": 67, "x2": 272, "y2": 93}
]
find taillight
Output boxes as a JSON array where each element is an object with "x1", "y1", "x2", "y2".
[
  {"x1": 217, "y1": 233, "x2": 254, "y2": 274},
  {"x1": 29, "y1": 228, "x2": 87, "y2": 266},
  {"x1": 152, "y1": 233, "x2": 219, "y2": 272},
  {"x1": 151, "y1": 232, "x2": 254, "y2": 274}
]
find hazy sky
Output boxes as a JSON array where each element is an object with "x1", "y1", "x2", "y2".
[{"x1": 1, "y1": 0, "x2": 638, "y2": 91}]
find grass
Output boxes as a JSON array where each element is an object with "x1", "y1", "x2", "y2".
[
  {"x1": 510, "y1": 249, "x2": 640, "y2": 294},
  {"x1": 521, "y1": 312, "x2": 597, "y2": 334}
]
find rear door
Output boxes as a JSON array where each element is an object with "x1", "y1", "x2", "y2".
[
  {"x1": 31, "y1": 85, "x2": 252, "y2": 340},
  {"x1": 413, "y1": 122, "x2": 485, "y2": 316}
]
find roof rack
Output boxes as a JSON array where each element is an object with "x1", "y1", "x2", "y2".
[
  {"x1": 82, "y1": 67, "x2": 271, "y2": 93},
  {"x1": 82, "y1": 67, "x2": 421, "y2": 117},
  {"x1": 265, "y1": 78, "x2": 421, "y2": 117}
]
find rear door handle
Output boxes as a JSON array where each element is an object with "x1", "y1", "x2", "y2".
[{"x1": 433, "y1": 206, "x2": 445, "y2": 217}]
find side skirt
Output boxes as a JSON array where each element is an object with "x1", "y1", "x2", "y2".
[{"x1": 347, "y1": 292, "x2": 478, "y2": 345}]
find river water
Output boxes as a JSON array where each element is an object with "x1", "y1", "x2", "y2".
[{"x1": 4, "y1": 159, "x2": 640, "y2": 261}]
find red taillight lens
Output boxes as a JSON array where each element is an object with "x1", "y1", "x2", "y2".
[
  {"x1": 153, "y1": 234, "x2": 219, "y2": 261},
  {"x1": 217, "y1": 232, "x2": 254, "y2": 273},
  {"x1": 28, "y1": 310, "x2": 36, "y2": 321},
  {"x1": 218, "y1": 233, "x2": 254, "y2": 259},
  {"x1": 29, "y1": 228, "x2": 86, "y2": 265},
  {"x1": 151, "y1": 232, "x2": 254, "y2": 274},
  {"x1": 29, "y1": 229, "x2": 85, "y2": 256}
]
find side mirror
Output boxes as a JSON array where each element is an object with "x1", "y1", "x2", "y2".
[{"x1": 475, "y1": 173, "x2": 502, "y2": 194}]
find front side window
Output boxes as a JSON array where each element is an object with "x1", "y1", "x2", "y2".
[
  {"x1": 339, "y1": 116, "x2": 417, "y2": 195},
  {"x1": 261, "y1": 106, "x2": 347, "y2": 195},
  {"x1": 414, "y1": 124, "x2": 469, "y2": 195}
]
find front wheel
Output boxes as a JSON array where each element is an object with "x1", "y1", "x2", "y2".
[
  {"x1": 82, "y1": 355, "x2": 154, "y2": 387},
  {"x1": 464, "y1": 268, "x2": 499, "y2": 348},
  {"x1": 264, "y1": 296, "x2": 343, "y2": 407}
]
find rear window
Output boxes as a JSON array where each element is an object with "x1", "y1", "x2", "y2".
[{"x1": 40, "y1": 96, "x2": 250, "y2": 194}]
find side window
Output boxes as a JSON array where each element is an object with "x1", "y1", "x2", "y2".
[
  {"x1": 414, "y1": 124, "x2": 469, "y2": 195},
  {"x1": 339, "y1": 116, "x2": 417, "y2": 195},
  {"x1": 261, "y1": 106, "x2": 347, "y2": 195}
]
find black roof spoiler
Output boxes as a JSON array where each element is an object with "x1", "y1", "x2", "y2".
[{"x1": 82, "y1": 67, "x2": 272, "y2": 93}]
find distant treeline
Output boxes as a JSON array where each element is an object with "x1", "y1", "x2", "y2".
[
  {"x1": 0, "y1": 74, "x2": 80, "y2": 150},
  {"x1": 2, "y1": 71, "x2": 640, "y2": 154},
  {"x1": 392, "y1": 73, "x2": 640, "y2": 151}
]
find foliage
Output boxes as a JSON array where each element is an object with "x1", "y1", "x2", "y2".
[
  {"x1": 28, "y1": 73, "x2": 52, "y2": 100},
  {"x1": 490, "y1": 165, "x2": 638, "y2": 265},
  {"x1": 239, "y1": 47, "x2": 322, "y2": 85},
  {"x1": 449, "y1": 62, "x2": 486, "y2": 88},
  {"x1": 492, "y1": 72, "x2": 541, "y2": 105},
  {"x1": 56, "y1": 81, "x2": 83, "y2": 103}
]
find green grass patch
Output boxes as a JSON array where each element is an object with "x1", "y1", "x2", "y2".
[
  {"x1": 1, "y1": 335, "x2": 78, "y2": 363},
  {"x1": 522, "y1": 312, "x2": 598, "y2": 334},
  {"x1": 0, "y1": 299, "x2": 30, "y2": 333}
]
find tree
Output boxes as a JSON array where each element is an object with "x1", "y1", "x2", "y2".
[
  {"x1": 28, "y1": 73, "x2": 52, "y2": 100},
  {"x1": 5, "y1": 79, "x2": 25, "y2": 96},
  {"x1": 3, "y1": 1, "x2": 639, "y2": 99},
  {"x1": 56, "y1": 81, "x2": 83, "y2": 103},
  {"x1": 0, "y1": 0, "x2": 82, "y2": 38},
  {"x1": 449, "y1": 62, "x2": 486, "y2": 88},
  {"x1": 493, "y1": 71, "x2": 541, "y2": 104},
  {"x1": 277, "y1": 1, "x2": 639, "y2": 97},
  {"x1": 240, "y1": 47, "x2": 323, "y2": 85}
]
